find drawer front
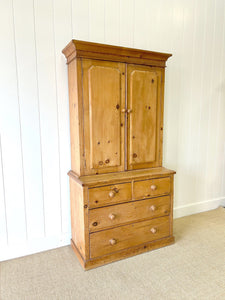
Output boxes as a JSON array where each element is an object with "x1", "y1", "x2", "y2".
[
  {"x1": 89, "y1": 195, "x2": 170, "y2": 232},
  {"x1": 90, "y1": 216, "x2": 170, "y2": 258},
  {"x1": 133, "y1": 177, "x2": 170, "y2": 200},
  {"x1": 88, "y1": 182, "x2": 132, "y2": 208}
]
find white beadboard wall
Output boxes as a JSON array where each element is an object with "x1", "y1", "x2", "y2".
[{"x1": 0, "y1": 0, "x2": 225, "y2": 261}]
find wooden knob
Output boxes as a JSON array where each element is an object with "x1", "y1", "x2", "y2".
[
  {"x1": 109, "y1": 238, "x2": 116, "y2": 245},
  {"x1": 150, "y1": 184, "x2": 157, "y2": 191},
  {"x1": 108, "y1": 191, "x2": 115, "y2": 198},
  {"x1": 109, "y1": 213, "x2": 116, "y2": 220},
  {"x1": 121, "y1": 108, "x2": 126, "y2": 113},
  {"x1": 127, "y1": 108, "x2": 132, "y2": 113},
  {"x1": 150, "y1": 205, "x2": 156, "y2": 211},
  {"x1": 150, "y1": 228, "x2": 157, "y2": 234}
]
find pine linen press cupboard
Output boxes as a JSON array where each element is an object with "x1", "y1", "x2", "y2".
[{"x1": 62, "y1": 40, "x2": 175, "y2": 270}]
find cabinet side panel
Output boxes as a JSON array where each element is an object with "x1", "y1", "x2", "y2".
[
  {"x1": 68, "y1": 59, "x2": 81, "y2": 175},
  {"x1": 159, "y1": 69, "x2": 165, "y2": 166},
  {"x1": 69, "y1": 178, "x2": 87, "y2": 259}
]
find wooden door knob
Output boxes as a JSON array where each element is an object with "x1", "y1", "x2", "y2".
[
  {"x1": 109, "y1": 238, "x2": 117, "y2": 245},
  {"x1": 150, "y1": 205, "x2": 156, "y2": 211},
  {"x1": 108, "y1": 213, "x2": 116, "y2": 220},
  {"x1": 150, "y1": 227, "x2": 157, "y2": 234},
  {"x1": 121, "y1": 108, "x2": 126, "y2": 113},
  {"x1": 127, "y1": 108, "x2": 132, "y2": 113},
  {"x1": 150, "y1": 184, "x2": 157, "y2": 191},
  {"x1": 108, "y1": 191, "x2": 116, "y2": 198}
]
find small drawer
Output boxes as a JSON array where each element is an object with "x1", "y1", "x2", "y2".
[
  {"x1": 88, "y1": 182, "x2": 132, "y2": 208},
  {"x1": 90, "y1": 216, "x2": 170, "y2": 258},
  {"x1": 89, "y1": 195, "x2": 170, "y2": 232},
  {"x1": 133, "y1": 177, "x2": 170, "y2": 200}
]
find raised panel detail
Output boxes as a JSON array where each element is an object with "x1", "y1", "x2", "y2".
[
  {"x1": 127, "y1": 65, "x2": 161, "y2": 170},
  {"x1": 89, "y1": 66, "x2": 122, "y2": 170}
]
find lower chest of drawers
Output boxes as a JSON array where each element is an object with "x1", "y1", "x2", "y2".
[{"x1": 69, "y1": 171, "x2": 175, "y2": 270}]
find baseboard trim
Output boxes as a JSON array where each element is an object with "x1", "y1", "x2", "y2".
[
  {"x1": 174, "y1": 197, "x2": 225, "y2": 219},
  {"x1": 0, "y1": 233, "x2": 71, "y2": 262}
]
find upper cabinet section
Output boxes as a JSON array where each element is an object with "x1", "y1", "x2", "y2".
[{"x1": 63, "y1": 40, "x2": 171, "y2": 176}]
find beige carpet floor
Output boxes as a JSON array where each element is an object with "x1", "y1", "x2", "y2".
[{"x1": 1, "y1": 207, "x2": 225, "y2": 300}]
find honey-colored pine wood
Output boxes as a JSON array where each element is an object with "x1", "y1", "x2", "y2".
[
  {"x1": 62, "y1": 40, "x2": 172, "y2": 66},
  {"x1": 133, "y1": 177, "x2": 171, "y2": 200},
  {"x1": 89, "y1": 195, "x2": 171, "y2": 232},
  {"x1": 88, "y1": 182, "x2": 132, "y2": 208},
  {"x1": 90, "y1": 216, "x2": 170, "y2": 258},
  {"x1": 127, "y1": 65, "x2": 162, "y2": 169},
  {"x1": 81, "y1": 59, "x2": 126, "y2": 175},
  {"x1": 63, "y1": 40, "x2": 175, "y2": 270},
  {"x1": 68, "y1": 167, "x2": 175, "y2": 187},
  {"x1": 71, "y1": 236, "x2": 175, "y2": 270},
  {"x1": 69, "y1": 178, "x2": 89, "y2": 259}
]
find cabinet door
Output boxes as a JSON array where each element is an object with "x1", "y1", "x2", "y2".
[
  {"x1": 82, "y1": 59, "x2": 125, "y2": 175},
  {"x1": 127, "y1": 64, "x2": 163, "y2": 170}
]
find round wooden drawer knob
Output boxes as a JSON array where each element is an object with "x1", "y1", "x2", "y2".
[
  {"x1": 150, "y1": 227, "x2": 157, "y2": 234},
  {"x1": 108, "y1": 191, "x2": 115, "y2": 198},
  {"x1": 150, "y1": 184, "x2": 157, "y2": 191},
  {"x1": 109, "y1": 213, "x2": 116, "y2": 220},
  {"x1": 150, "y1": 205, "x2": 156, "y2": 211},
  {"x1": 109, "y1": 238, "x2": 117, "y2": 245}
]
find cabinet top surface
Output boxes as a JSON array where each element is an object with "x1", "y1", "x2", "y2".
[
  {"x1": 62, "y1": 40, "x2": 172, "y2": 67},
  {"x1": 68, "y1": 167, "x2": 176, "y2": 187}
]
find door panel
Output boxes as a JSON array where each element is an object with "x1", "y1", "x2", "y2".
[
  {"x1": 82, "y1": 59, "x2": 125, "y2": 174},
  {"x1": 127, "y1": 65, "x2": 162, "y2": 170}
]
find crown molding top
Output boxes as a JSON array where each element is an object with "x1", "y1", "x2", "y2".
[{"x1": 62, "y1": 40, "x2": 172, "y2": 67}]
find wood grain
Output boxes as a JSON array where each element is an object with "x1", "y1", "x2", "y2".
[
  {"x1": 71, "y1": 236, "x2": 175, "y2": 270},
  {"x1": 68, "y1": 59, "x2": 81, "y2": 175},
  {"x1": 64, "y1": 41, "x2": 175, "y2": 270},
  {"x1": 89, "y1": 195, "x2": 171, "y2": 232},
  {"x1": 68, "y1": 167, "x2": 176, "y2": 187},
  {"x1": 90, "y1": 216, "x2": 170, "y2": 258},
  {"x1": 69, "y1": 178, "x2": 89, "y2": 259},
  {"x1": 133, "y1": 177, "x2": 171, "y2": 200},
  {"x1": 127, "y1": 65, "x2": 162, "y2": 170},
  {"x1": 88, "y1": 182, "x2": 132, "y2": 208},
  {"x1": 81, "y1": 59, "x2": 126, "y2": 175},
  {"x1": 62, "y1": 40, "x2": 172, "y2": 66}
]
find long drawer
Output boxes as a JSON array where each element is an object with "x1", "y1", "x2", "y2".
[
  {"x1": 88, "y1": 182, "x2": 132, "y2": 208},
  {"x1": 89, "y1": 195, "x2": 170, "y2": 232},
  {"x1": 133, "y1": 177, "x2": 170, "y2": 200},
  {"x1": 90, "y1": 216, "x2": 170, "y2": 258}
]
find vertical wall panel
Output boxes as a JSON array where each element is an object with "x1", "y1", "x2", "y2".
[
  {"x1": 105, "y1": 0, "x2": 120, "y2": 45},
  {"x1": 52, "y1": 0, "x2": 72, "y2": 235},
  {"x1": 0, "y1": 0, "x2": 27, "y2": 245},
  {"x1": 163, "y1": 0, "x2": 184, "y2": 182},
  {"x1": 72, "y1": 0, "x2": 89, "y2": 40},
  {"x1": 0, "y1": 137, "x2": 7, "y2": 246},
  {"x1": 133, "y1": 0, "x2": 148, "y2": 49},
  {"x1": 89, "y1": 0, "x2": 105, "y2": 42},
  {"x1": 195, "y1": 0, "x2": 216, "y2": 203},
  {"x1": 119, "y1": 0, "x2": 134, "y2": 47},
  {"x1": 12, "y1": 0, "x2": 45, "y2": 240},
  {"x1": 205, "y1": 0, "x2": 225, "y2": 200},
  {"x1": 33, "y1": 0, "x2": 61, "y2": 237}
]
